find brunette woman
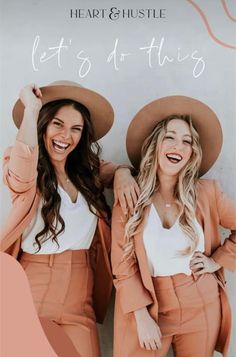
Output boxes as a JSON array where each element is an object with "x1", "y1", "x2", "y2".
[{"x1": 1, "y1": 81, "x2": 138, "y2": 356}]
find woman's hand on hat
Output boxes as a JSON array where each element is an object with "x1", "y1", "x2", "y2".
[
  {"x1": 113, "y1": 167, "x2": 140, "y2": 215},
  {"x1": 134, "y1": 307, "x2": 162, "y2": 350},
  {"x1": 189, "y1": 251, "x2": 222, "y2": 275},
  {"x1": 19, "y1": 84, "x2": 42, "y2": 112}
]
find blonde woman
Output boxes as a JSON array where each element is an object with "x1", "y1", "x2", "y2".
[{"x1": 112, "y1": 96, "x2": 236, "y2": 357}]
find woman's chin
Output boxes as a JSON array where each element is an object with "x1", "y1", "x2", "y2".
[
  {"x1": 48, "y1": 152, "x2": 67, "y2": 164},
  {"x1": 158, "y1": 165, "x2": 183, "y2": 177}
]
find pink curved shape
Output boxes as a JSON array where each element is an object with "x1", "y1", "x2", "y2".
[
  {"x1": 221, "y1": 0, "x2": 236, "y2": 22},
  {"x1": 0, "y1": 252, "x2": 58, "y2": 357},
  {"x1": 186, "y1": 0, "x2": 236, "y2": 50},
  {"x1": 0, "y1": 252, "x2": 80, "y2": 356}
]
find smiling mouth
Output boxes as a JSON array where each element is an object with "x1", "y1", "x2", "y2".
[
  {"x1": 52, "y1": 140, "x2": 70, "y2": 152},
  {"x1": 166, "y1": 153, "x2": 183, "y2": 163}
]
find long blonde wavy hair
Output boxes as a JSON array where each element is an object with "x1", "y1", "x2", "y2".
[{"x1": 124, "y1": 114, "x2": 202, "y2": 258}]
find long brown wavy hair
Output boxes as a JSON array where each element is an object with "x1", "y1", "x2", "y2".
[{"x1": 34, "y1": 99, "x2": 110, "y2": 252}]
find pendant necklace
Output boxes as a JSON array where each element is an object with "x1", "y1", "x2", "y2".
[
  {"x1": 158, "y1": 191, "x2": 174, "y2": 208},
  {"x1": 57, "y1": 173, "x2": 71, "y2": 188}
]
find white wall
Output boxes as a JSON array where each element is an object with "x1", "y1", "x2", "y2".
[{"x1": 1, "y1": 0, "x2": 235, "y2": 356}]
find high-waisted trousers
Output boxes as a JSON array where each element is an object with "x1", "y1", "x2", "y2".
[
  {"x1": 19, "y1": 249, "x2": 100, "y2": 357},
  {"x1": 151, "y1": 273, "x2": 221, "y2": 357}
]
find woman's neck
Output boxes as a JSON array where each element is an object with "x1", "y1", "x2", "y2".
[
  {"x1": 52, "y1": 161, "x2": 66, "y2": 177},
  {"x1": 157, "y1": 172, "x2": 178, "y2": 198}
]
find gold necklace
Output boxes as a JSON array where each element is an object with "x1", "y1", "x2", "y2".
[
  {"x1": 157, "y1": 191, "x2": 175, "y2": 208},
  {"x1": 57, "y1": 173, "x2": 70, "y2": 186}
]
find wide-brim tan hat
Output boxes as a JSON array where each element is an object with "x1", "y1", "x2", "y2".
[
  {"x1": 126, "y1": 96, "x2": 223, "y2": 176},
  {"x1": 12, "y1": 80, "x2": 114, "y2": 140}
]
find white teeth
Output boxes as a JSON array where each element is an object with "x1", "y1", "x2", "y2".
[
  {"x1": 166, "y1": 153, "x2": 182, "y2": 160},
  {"x1": 53, "y1": 140, "x2": 70, "y2": 149},
  {"x1": 166, "y1": 153, "x2": 182, "y2": 164}
]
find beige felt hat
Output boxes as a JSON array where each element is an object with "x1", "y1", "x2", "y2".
[
  {"x1": 126, "y1": 95, "x2": 223, "y2": 176},
  {"x1": 12, "y1": 80, "x2": 114, "y2": 140}
]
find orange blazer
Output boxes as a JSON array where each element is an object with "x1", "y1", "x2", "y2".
[
  {"x1": 111, "y1": 179, "x2": 236, "y2": 357},
  {"x1": 1, "y1": 139, "x2": 118, "y2": 323}
]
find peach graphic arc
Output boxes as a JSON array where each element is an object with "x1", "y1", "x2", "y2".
[
  {"x1": 0, "y1": 252, "x2": 80, "y2": 357},
  {"x1": 187, "y1": 0, "x2": 236, "y2": 49}
]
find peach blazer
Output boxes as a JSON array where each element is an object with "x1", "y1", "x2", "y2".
[
  {"x1": 0, "y1": 140, "x2": 118, "y2": 323},
  {"x1": 111, "y1": 179, "x2": 236, "y2": 356}
]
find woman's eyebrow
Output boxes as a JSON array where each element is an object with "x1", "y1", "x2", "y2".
[
  {"x1": 53, "y1": 117, "x2": 83, "y2": 127},
  {"x1": 166, "y1": 130, "x2": 176, "y2": 134},
  {"x1": 72, "y1": 124, "x2": 84, "y2": 128},
  {"x1": 53, "y1": 117, "x2": 64, "y2": 123},
  {"x1": 166, "y1": 130, "x2": 191, "y2": 137}
]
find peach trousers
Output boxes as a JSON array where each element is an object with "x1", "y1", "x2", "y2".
[
  {"x1": 151, "y1": 273, "x2": 221, "y2": 357},
  {"x1": 19, "y1": 249, "x2": 100, "y2": 357}
]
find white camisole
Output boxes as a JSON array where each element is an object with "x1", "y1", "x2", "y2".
[
  {"x1": 143, "y1": 204, "x2": 205, "y2": 277},
  {"x1": 21, "y1": 186, "x2": 97, "y2": 254}
]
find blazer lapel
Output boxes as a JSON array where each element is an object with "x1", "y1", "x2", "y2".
[
  {"x1": 196, "y1": 188, "x2": 212, "y2": 255},
  {"x1": 134, "y1": 206, "x2": 156, "y2": 295}
]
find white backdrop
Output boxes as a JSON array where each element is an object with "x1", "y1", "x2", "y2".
[{"x1": 1, "y1": 1, "x2": 235, "y2": 356}]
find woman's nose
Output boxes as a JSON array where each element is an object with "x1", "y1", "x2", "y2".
[
  {"x1": 61, "y1": 128, "x2": 71, "y2": 140},
  {"x1": 172, "y1": 140, "x2": 182, "y2": 151}
]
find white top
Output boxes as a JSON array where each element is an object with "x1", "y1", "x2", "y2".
[
  {"x1": 143, "y1": 204, "x2": 205, "y2": 277},
  {"x1": 21, "y1": 186, "x2": 97, "y2": 254}
]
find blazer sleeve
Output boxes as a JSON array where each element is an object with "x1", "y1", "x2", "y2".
[
  {"x1": 99, "y1": 160, "x2": 134, "y2": 189},
  {"x1": 111, "y1": 204, "x2": 153, "y2": 314},
  {"x1": 211, "y1": 180, "x2": 236, "y2": 271},
  {"x1": 3, "y1": 140, "x2": 38, "y2": 197},
  {"x1": 99, "y1": 160, "x2": 118, "y2": 188}
]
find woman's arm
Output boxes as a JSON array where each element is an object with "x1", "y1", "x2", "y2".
[
  {"x1": 111, "y1": 204, "x2": 153, "y2": 314},
  {"x1": 17, "y1": 84, "x2": 42, "y2": 148},
  {"x1": 3, "y1": 84, "x2": 42, "y2": 195},
  {"x1": 210, "y1": 180, "x2": 236, "y2": 271},
  {"x1": 111, "y1": 205, "x2": 161, "y2": 350},
  {"x1": 190, "y1": 180, "x2": 236, "y2": 274},
  {"x1": 100, "y1": 162, "x2": 140, "y2": 215}
]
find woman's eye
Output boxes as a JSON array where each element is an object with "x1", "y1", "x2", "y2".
[
  {"x1": 183, "y1": 140, "x2": 192, "y2": 145},
  {"x1": 53, "y1": 121, "x2": 62, "y2": 127},
  {"x1": 73, "y1": 127, "x2": 82, "y2": 132},
  {"x1": 164, "y1": 136, "x2": 174, "y2": 140}
]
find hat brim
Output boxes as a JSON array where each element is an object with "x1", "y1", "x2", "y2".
[
  {"x1": 12, "y1": 84, "x2": 114, "y2": 140},
  {"x1": 126, "y1": 96, "x2": 223, "y2": 176}
]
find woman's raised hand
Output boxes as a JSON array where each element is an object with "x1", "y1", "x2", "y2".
[
  {"x1": 134, "y1": 307, "x2": 162, "y2": 350},
  {"x1": 19, "y1": 84, "x2": 43, "y2": 111},
  {"x1": 16, "y1": 84, "x2": 43, "y2": 147}
]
